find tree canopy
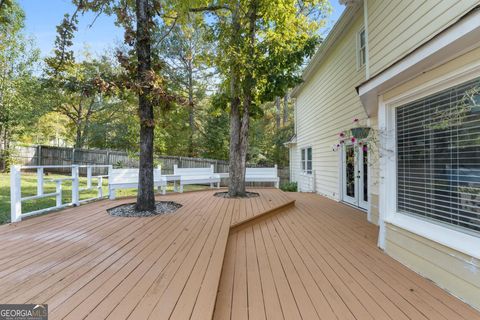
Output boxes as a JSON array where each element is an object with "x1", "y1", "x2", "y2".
[{"x1": 1, "y1": 0, "x2": 330, "y2": 202}]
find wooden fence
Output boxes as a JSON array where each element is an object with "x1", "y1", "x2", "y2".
[{"x1": 7, "y1": 145, "x2": 289, "y2": 185}]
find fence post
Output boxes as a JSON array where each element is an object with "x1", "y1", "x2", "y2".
[
  {"x1": 72, "y1": 148, "x2": 75, "y2": 165},
  {"x1": 37, "y1": 167, "x2": 44, "y2": 196},
  {"x1": 72, "y1": 165, "x2": 80, "y2": 206},
  {"x1": 55, "y1": 180, "x2": 62, "y2": 208},
  {"x1": 10, "y1": 165, "x2": 22, "y2": 222},
  {"x1": 107, "y1": 165, "x2": 113, "y2": 199},
  {"x1": 97, "y1": 176, "x2": 103, "y2": 198},
  {"x1": 86, "y1": 166, "x2": 92, "y2": 189}
]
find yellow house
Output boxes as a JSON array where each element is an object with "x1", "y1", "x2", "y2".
[{"x1": 288, "y1": 0, "x2": 480, "y2": 310}]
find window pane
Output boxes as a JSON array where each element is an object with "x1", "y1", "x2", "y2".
[
  {"x1": 363, "y1": 146, "x2": 368, "y2": 202},
  {"x1": 346, "y1": 145, "x2": 355, "y2": 197},
  {"x1": 301, "y1": 149, "x2": 305, "y2": 171},
  {"x1": 396, "y1": 77, "x2": 480, "y2": 233}
]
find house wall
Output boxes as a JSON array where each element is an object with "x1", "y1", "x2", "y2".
[
  {"x1": 366, "y1": 0, "x2": 479, "y2": 78},
  {"x1": 381, "y1": 46, "x2": 480, "y2": 311},
  {"x1": 292, "y1": 10, "x2": 369, "y2": 200}
]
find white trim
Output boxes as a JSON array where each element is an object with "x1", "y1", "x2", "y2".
[
  {"x1": 378, "y1": 66, "x2": 480, "y2": 256},
  {"x1": 358, "y1": 8, "x2": 480, "y2": 115}
]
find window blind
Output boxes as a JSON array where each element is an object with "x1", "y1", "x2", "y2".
[{"x1": 396, "y1": 77, "x2": 480, "y2": 233}]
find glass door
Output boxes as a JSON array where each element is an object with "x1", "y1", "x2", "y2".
[{"x1": 342, "y1": 144, "x2": 369, "y2": 210}]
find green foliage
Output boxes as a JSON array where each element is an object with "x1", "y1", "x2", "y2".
[
  {"x1": 280, "y1": 181, "x2": 297, "y2": 192},
  {"x1": 198, "y1": 94, "x2": 230, "y2": 159},
  {"x1": 0, "y1": 0, "x2": 42, "y2": 155}
]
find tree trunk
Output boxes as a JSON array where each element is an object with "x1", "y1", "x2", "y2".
[
  {"x1": 135, "y1": 0, "x2": 155, "y2": 211},
  {"x1": 283, "y1": 93, "x2": 288, "y2": 125},
  {"x1": 75, "y1": 119, "x2": 83, "y2": 148},
  {"x1": 228, "y1": 0, "x2": 257, "y2": 197},
  {"x1": 188, "y1": 58, "x2": 195, "y2": 156},
  {"x1": 228, "y1": 3, "x2": 247, "y2": 197},
  {"x1": 275, "y1": 96, "x2": 281, "y2": 129},
  {"x1": 228, "y1": 97, "x2": 246, "y2": 197}
]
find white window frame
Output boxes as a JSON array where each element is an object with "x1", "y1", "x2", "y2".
[
  {"x1": 301, "y1": 147, "x2": 312, "y2": 175},
  {"x1": 357, "y1": 27, "x2": 366, "y2": 69},
  {"x1": 377, "y1": 63, "x2": 480, "y2": 259}
]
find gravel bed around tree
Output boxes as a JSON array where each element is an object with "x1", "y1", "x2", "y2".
[
  {"x1": 107, "y1": 201, "x2": 182, "y2": 217},
  {"x1": 213, "y1": 191, "x2": 260, "y2": 199}
]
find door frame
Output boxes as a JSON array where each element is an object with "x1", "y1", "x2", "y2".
[{"x1": 341, "y1": 143, "x2": 369, "y2": 210}]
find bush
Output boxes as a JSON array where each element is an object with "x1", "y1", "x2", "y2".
[{"x1": 280, "y1": 181, "x2": 297, "y2": 192}]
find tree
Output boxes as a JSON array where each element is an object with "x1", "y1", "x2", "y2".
[
  {"x1": 155, "y1": 21, "x2": 215, "y2": 156},
  {"x1": 0, "y1": 0, "x2": 41, "y2": 170},
  {"x1": 53, "y1": 0, "x2": 201, "y2": 211},
  {"x1": 192, "y1": 0, "x2": 329, "y2": 196},
  {"x1": 45, "y1": 55, "x2": 121, "y2": 148}
]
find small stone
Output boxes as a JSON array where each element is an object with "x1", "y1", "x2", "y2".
[
  {"x1": 213, "y1": 191, "x2": 260, "y2": 199},
  {"x1": 107, "y1": 201, "x2": 182, "y2": 217}
]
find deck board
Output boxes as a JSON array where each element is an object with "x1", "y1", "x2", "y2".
[
  {"x1": 0, "y1": 188, "x2": 290, "y2": 320},
  {"x1": 214, "y1": 192, "x2": 480, "y2": 320},
  {"x1": 1, "y1": 189, "x2": 478, "y2": 319}
]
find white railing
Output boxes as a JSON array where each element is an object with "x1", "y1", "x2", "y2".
[{"x1": 10, "y1": 164, "x2": 112, "y2": 222}]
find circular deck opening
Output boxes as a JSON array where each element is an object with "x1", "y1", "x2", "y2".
[
  {"x1": 213, "y1": 191, "x2": 260, "y2": 199},
  {"x1": 107, "y1": 201, "x2": 182, "y2": 217}
]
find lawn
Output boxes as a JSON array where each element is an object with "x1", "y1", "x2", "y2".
[{"x1": 0, "y1": 172, "x2": 206, "y2": 225}]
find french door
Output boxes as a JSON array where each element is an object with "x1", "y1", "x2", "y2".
[{"x1": 342, "y1": 144, "x2": 369, "y2": 210}]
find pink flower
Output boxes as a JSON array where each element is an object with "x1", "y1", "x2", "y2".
[
  {"x1": 340, "y1": 140, "x2": 345, "y2": 144},
  {"x1": 363, "y1": 145, "x2": 368, "y2": 152},
  {"x1": 353, "y1": 118, "x2": 359, "y2": 123},
  {"x1": 351, "y1": 137, "x2": 356, "y2": 143},
  {"x1": 336, "y1": 144, "x2": 340, "y2": 148},
  {"x1": 339, "y1": 132, "x2": 345, "y2": 137}
]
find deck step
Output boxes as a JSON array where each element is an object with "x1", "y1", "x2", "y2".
[{"x1": 229, "y1": 199, "x2": 296, "y2": 233}]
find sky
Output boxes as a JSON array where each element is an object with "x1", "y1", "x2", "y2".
[{"x1": 18, "y1": 0, "x2": 346, "y2": 59}]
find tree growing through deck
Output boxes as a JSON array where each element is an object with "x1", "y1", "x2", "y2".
[
  {"x1": 191, "y1": 0, "x2": 329, "y2": 197},
  {"x1": 50, "y1": 0, "x2": 202, "y2": 211}
]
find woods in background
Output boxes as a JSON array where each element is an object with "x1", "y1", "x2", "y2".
[{"x1": 0, "y1": 0, "x2": 307, "y2": 170}]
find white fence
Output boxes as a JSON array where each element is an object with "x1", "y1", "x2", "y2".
[{"x1": 10, "y1": 165, "x2": 111, "y2": 222}]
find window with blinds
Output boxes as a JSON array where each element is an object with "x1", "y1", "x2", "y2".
[{"x1": 396, "y1": 77, "x2": 480, "y2": 233}]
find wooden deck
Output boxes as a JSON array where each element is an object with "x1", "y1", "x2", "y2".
[
  {"x1": 214, "y1": 192, "x2": 480, "y2": 320},
  {"x1": 0, "y1": 188, "x2": 292, "y2": 320},
  {"x1": 0, "y1": 189, "x2": 478, "y2": 319}
]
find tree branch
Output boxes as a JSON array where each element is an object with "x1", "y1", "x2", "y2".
[{"x1": 189, "y1": 5, "x2": 231, "y2": 13}]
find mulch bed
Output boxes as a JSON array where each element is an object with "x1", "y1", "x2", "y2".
[
  {"x1": 107, "y1": 201, "x2": 182, "y2": 217},
  {"x1": 213, "y1": 191, "x2": 260, "y2": 199}
]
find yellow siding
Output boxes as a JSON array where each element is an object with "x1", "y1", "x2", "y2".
[
  {"x1": 385, "y1": 225, "x2": 480, "y2": 310},
  {"x1": 383, "y1": 46, "x2": 480, "y2": 101},
  {"x1": 367, "y1": 0, "x2": 479, "y2": 77},
  {"x1": 293, "y1": 12, "x2": 368, "y2": 199}
]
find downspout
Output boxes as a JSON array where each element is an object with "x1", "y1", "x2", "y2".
[{"x1": 363, "y1": 0, "x2": 370, "y2": 80}]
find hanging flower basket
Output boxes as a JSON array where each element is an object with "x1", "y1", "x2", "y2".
[{"x1": 350, "y1": 127, "x2": 371, "y2": 140}]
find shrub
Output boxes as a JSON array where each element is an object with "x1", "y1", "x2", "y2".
[{"x1": 280, "y1": 181, "x2": 297, "y2": 192}]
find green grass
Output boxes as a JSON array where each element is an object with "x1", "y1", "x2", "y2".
[{"x1": 0, "y1": 172, "x2": 207, "y2": 225}]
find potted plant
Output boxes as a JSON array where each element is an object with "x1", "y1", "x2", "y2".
[{"x1": 332, "y1": 118, "x2": 372, "y2": 152}]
